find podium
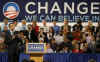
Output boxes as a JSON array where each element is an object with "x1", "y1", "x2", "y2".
[{"x1": 26, "y1": 43, "x2": 47, "y2": 62}]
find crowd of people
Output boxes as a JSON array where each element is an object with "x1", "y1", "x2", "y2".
[
  {"x1": 0, "y1": 18, "x2": 100, "y2": 62},
  {"x1": 0, "y1": 19, "x2": 100, "y2": 53},
  {"x1": 0, "y1": 18, "x2": 100, "y2": 54}
]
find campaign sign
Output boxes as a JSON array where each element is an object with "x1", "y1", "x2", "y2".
[
  {"x1": 3, "y1": 2, "x2": 20, "y2": 19},
  {"x1": 26, "y1": 43, "x2": 46, "y2": 53},
  {"x1": 0, "y1": 0, "x2": 100, "y2": 22}
]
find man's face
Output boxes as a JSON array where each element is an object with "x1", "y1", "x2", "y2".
[
  {"x1": 53, "y1": 21, "x2": 56, "y2": 26},
  {"x1": 28, "y1": 25, "x2": 32, "y2": 30},
  {"x1": 20, "y1": 32, "x2": 24, "y2": 39},
  {"x1": 64, "y1": 20, "x2": 68, "y2": 25},
  {"x1": 88, "y1": 21, "x2": 92, "y2": 26},
  {"x1": 13, "y1": 21, "x2": 18, "y2": 26},
  {"x1": 4, "y1": 19, "x2": 8, "y2": 25},
  {"x1": 22, "y1": 20, "x2": 26, "y2": 25},
  {"x1": 9, "y1": 24, "x2": 15, "y2": 30},
  {"x1": 64, "y1": 47, "x2": 69, "y2": 51},
  {"x1": 4, "y1": 26, "x2": 8, "y2": 31},
  {"x1": 32, "y1": 21, "x2": 37, "y2": 26},
  {"x1": 42, "y1": 20, "x2": 46, "y2": 26}
]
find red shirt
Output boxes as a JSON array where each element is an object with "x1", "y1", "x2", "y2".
[
  {"x1": 32, "y1": 25, "x2": 39, "y2": 33},
  {"x1": 72, "y1": 49, "x2": 84, "y2": 53},
  {"x1": 72, "y1": 31, "x2": 81, "y2": 41},
  {"x1": 35, "y1": 26, "x2": 39, "y2": 33},
  {"x1": 72, "y1": 49, "x2": 80, "y2": 53}
]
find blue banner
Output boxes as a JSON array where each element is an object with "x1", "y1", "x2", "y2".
[
  {"x1": 0, "y1": 0, "x2": 100, "y2": 22},
  {"x1": 0, "y1": 52, "x2": 100, "y2": 62}
]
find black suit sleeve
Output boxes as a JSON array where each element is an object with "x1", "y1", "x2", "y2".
[{"x1": 31, "y1": 30, "x2": 39, "y2": 42}]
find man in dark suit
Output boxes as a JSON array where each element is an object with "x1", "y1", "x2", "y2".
[
  {"x1": 8, "y1": 23, "x2": 16, "y2": 38},
  {"x1": 30, "y1": 29, "x2": 39, "y2": 43},
  {"x1": 5, "y1": 32, "x2": 23, "y2": 62},
  {"x1": 27, "y1": 24, "x2": 39, "y2": 43}
]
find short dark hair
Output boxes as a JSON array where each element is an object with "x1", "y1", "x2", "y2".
[
  {"x1": 9, "y1": 23, "x2": 13, "y2": 27},
  {"x1": 77, "y1": 19, "x2": 82, "y2": 24}
]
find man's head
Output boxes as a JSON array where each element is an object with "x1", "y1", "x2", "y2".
[
  {"x1": 42, "y1": 19, "x2": 47, "y2": 26},
  {"x1": 63, "y1": 45, "x2": 69, "y2": 51},
  {"x1": 22, "y1": 20, "x2": 26, "y2": 25},
  {"x1": 9, "y1": 23, "x2": 15, "y2": 30},
  {"x1": 53, "y1": 20, "x2": 56, "y2": 26},
  {"x1": 32, "y1": 20, "x2": 37, "y2": 26},
  {"x1": 4, "y1": 26, "x2": 8, "y2": 31},
  {"x1": 64, "y1": 19, "x2": 68, "y2": 25},
  {"x1": 77, "y1": 19, "x2": 82, "y2": 25},
  {"x1": 19, "y1": 31, "x2": 25, "y2": 39},
  {"x1": 3, "y1": 18, "x2": 8, "y2": 25},
  {"x1": 13, "y1": 20, "x2": 18, "y2": 26},
  {"x1": 46, "y1": 43, "x2": 51, "y2": 49},
  {"x1": 88, "y1": 20, "x2": 93, "y2": 26},
  {"x1": 27, "y1": 24, "x2": 32, "y2": 31}
]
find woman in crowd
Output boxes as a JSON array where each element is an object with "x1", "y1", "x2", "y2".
[
  {"x1": 47, "y1": 27, "x2": 54, "y2": 42},
  {"x1": 50, "y1": 38, "x2": 58, "y2": 52}
]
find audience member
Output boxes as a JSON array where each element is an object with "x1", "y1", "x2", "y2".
[
  {"x1": 1, "y1": 18, "x2": 9, "y2": 31},
  {"x1": 20, "y1": 20, "x2": 27, "y2": 30},
  {"x1": 40, "y1": 20, "x2": 49, "y2": 33},
  {"x1": 61, "y1": 19, "x2": 71, "y2": 32},
  {"x1": 52, "y1": 20, "x2": 60, "y2": 35}
]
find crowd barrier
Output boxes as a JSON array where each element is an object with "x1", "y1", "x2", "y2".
[{"x1": 0, "y1": 52, "x2": 100, "y2": 62}]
